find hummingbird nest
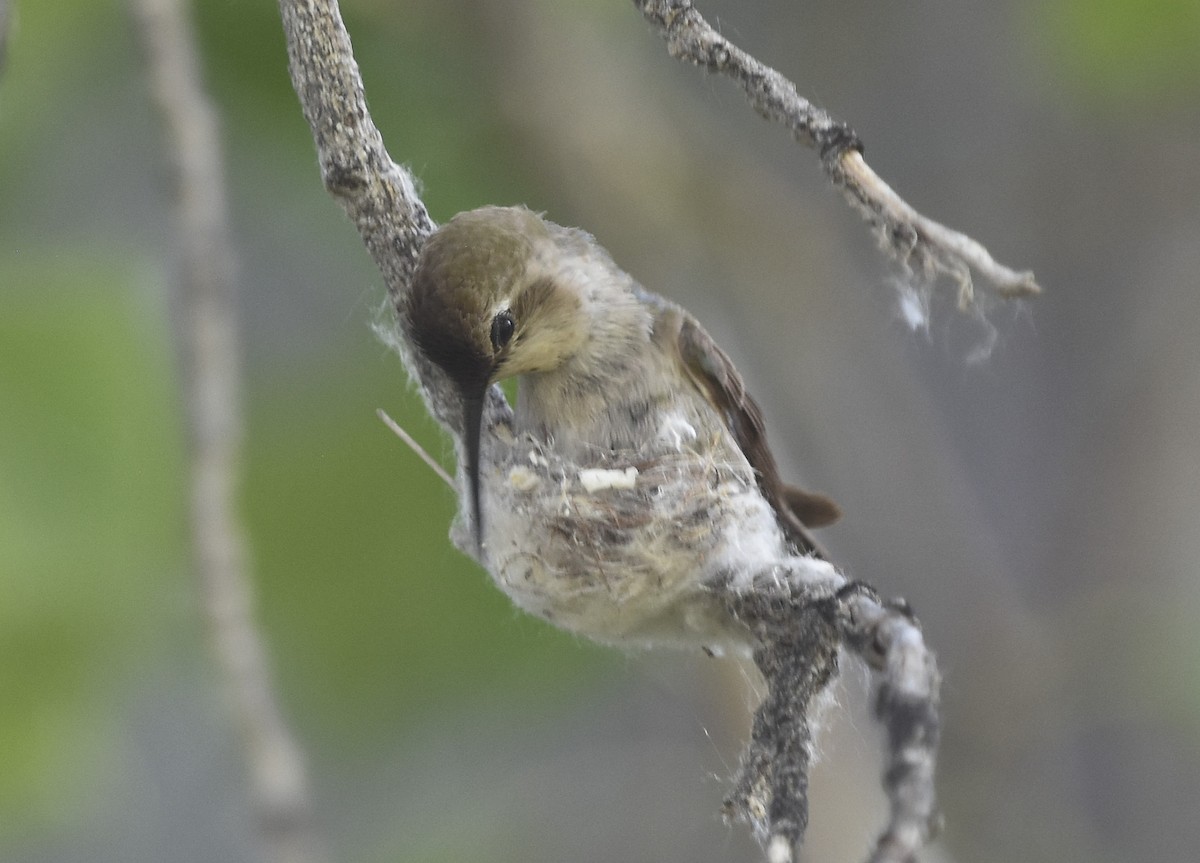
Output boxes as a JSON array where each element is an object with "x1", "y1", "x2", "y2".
[
  {"x1": 439, "y1": 388, "x2": 942, "y2": 863},
  {"x1": 451, "y1": 396, "x2": 839, "y2": 651}
]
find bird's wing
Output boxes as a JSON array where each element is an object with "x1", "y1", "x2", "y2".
[{"x1": 661, "y1": 304, "x2": 840, "y2": 557}]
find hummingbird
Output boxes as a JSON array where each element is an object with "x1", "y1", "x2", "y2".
[{"x1": 401, "y1": 206, "x2": 839, "y2": 644}]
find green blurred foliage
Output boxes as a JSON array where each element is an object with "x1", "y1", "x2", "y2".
[
  {"x1": 190, "y1": 0, "x2": 542, "y2": 220},
  {"x1": 0, "y1": 0, "x2": 609, "y2": 849},
  {"x1": 244, "y1": 349, "x2": 609, "y2": 754},
  {"x1": 0, "y1": 252, "x2": 184, "y2": 833},
  {"x1": 0, "y1": 0, "x2": 117, "y2": 155},
  {"x1": 1033, "y1": 0, "x2": 1200, "y2": 104}
]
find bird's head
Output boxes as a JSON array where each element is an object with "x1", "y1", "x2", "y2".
[{"x1": 405, "y1": 206, "x2": 590, "y2": 549}]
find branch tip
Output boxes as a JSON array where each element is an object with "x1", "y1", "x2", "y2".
[{"x1": 635, "y1": 0, "x2": 1040, "y2": 316}]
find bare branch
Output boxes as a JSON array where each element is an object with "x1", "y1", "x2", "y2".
[
  {"x1": 132, "y1": 2, "x2": 325, "y2": 861},
  {"x1": 835, "y1": 584, "x2": 942, "y2": 863},
  {"x1": 721, "y1": 583, "x2": 841, "y2": 860},
  {"x1": 632, "y1": 0, "x2": 1040, "y2": 305},
  {"x1": 276, "y1": 0, "x2": 431, "y2": 294},
  {"x1": 277, "y1": 0, "x2": 469, "y2": 432},
  {"x1": 720, "y1": 575, "x2": 941, "y2": 863}
]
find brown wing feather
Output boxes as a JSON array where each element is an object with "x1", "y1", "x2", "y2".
[
  {"x1": 668, "y1": 308, "x2": 839, "y2": 557},
  {"x1": 783, "y1": 485, "x2": 842, "y2": 528}
]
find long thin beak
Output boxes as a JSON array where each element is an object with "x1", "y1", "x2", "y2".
[{"x1": 462, "y1": 391, "x2": 486, "y2": 554}]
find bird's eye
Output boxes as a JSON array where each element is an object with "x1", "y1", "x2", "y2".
[{"x1": 490, "y1": 309, "x2": 516, "y2": 352}]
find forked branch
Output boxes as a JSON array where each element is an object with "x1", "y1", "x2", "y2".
[{"x1": 722, "y1": 576, "x2": 940, "y2": 863}]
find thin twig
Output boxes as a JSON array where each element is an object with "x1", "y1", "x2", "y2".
[
  {"x1": 632, "y1": 0, "x2": 1040, "y2": 304},
  {"x1": 377, "y1": 408, "x2": 455, "y2": 490},
  {"x1": 132, "y1": 2, "x2": 325, "y2": 861}
]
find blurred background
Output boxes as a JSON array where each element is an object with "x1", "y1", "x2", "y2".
[{"x1": 3, "y1": 0, "x2": 1199, "y2": 861}]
